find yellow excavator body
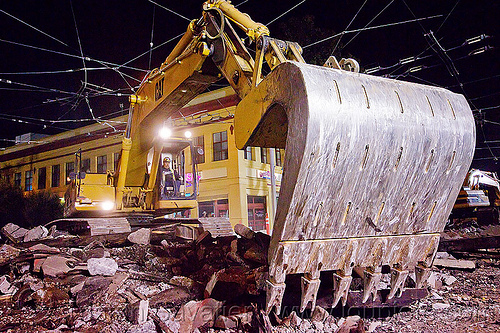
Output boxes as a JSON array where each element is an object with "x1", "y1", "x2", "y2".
[{"x1": 64, "y1": 0, "x2": 475, "y2": 313}]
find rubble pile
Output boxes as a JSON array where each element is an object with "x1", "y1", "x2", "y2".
[{"x1": 0, "y1": 221, "x2": 499, "y2": 332}]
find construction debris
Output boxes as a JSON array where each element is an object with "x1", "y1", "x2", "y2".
[
  {"x1": 0, "y1": 220, "x2": 498, "y2": 332},
  {"x1": 433, "y1": 258, "x2": 476, "y2": 270}
]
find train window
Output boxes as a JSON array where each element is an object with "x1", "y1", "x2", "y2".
[
  {"x1": 244, "y1": 147, "x2": 253, "y2": 160},
  {"x1": 25, "y1": 170, "x2": 33, "y2": 191},
  {"x1": 193, "y1": 136, "x2": 205, "y2": 164},
  {"x1": 97, "y1": 155, "x2": 107, "y2": 174},
  {"x1": 14, "y1": 172, "x2": 21, "y2": 189},
  {"x1": 276, "y1": 149, "x2": 282, "y2": 167},
  {"x1": 213, "y1": 131, "x2": 228, "y2": 161},
  {"x1": 66, "y1": 162, "x2": 74, "y2": 184},
  {"x1": 261, "y1": 148, "x2": 268, "y2": 164},
  {"x1": 114, "y1": 152, "x2": 120, "y2": 171},
  {"x1": 38, "y1": 167, "x2": 46, "y2": 190},
  {"x1": 52, "y1": 165, "x2": 60, "y2": 188},
  {"x1": 82, "y1": 158, "x2": 91, "y2": 173}
]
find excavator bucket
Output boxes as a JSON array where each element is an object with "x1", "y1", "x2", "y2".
[{"x1": 234, "y1": 61, "x2": 475, "y2": 313}]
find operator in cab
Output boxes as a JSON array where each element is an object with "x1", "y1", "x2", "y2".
[{"x1": 160, "y1": 157, "x2": 179, "y2": 198}]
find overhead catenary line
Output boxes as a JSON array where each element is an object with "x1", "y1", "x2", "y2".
[
  {"x1": 149, "y1": 6, "x2": 156, "y2": 70},
  {"x1": 0, "y1": 67, "x2": 108, "y2": 75},
  {"x1": 147, "y1": 0, "x2": 191, "y2": 22},
  {"x1": 341, "y1": 0, "x2": 396, "y2": 51},
  {"x1": 303, "y1": 14, "x2": 443, "y2": 49},
  {"x1": 0, "y1": 9, "x2": 69, "y2": 47},
  {"x1": 436, "y1": 0, "x2": 461, "y2": 33},
  {"x1": 0, "y1": 38, "x2": 148, "y2": 73},
  {"x1": 332, "y1": 0, "x2": 369, "y2": 54},
  {"x1": 266, "y1": 0, "x2": 307, "y2": 26},
  {"x1": 0, "y1": 78, "x2": 77, "y2": 96}
]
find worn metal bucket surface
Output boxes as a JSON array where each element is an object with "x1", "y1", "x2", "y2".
[{"x1": 235, "y1": 61, "x2": 475, "y2": 312}]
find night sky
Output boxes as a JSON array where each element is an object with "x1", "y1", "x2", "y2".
[{"x1": 0, "y1": 1, "x2": 498, "y2": 169}]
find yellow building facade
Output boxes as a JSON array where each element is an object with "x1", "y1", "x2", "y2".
[{"x1": 0, "y1": 87, "x2": 283, "y2": 231}]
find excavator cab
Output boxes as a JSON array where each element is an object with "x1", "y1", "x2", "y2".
[{"x1": 151, "y1": 137, "x2": 198, "y2": 214}]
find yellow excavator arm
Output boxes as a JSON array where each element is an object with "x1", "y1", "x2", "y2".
[{"x1": 114, "y1": 0, "x2": 475, "y2": 314}]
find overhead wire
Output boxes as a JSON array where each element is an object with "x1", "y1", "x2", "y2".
[
  {"x1": 0, "y1": 9, "x2": 69, "y2": 47},
  {"x1": 266, "y1": 0, "x2": 307, "y2": 26},
  {"x1": 341, "y1": 0, "x2": 396, "y2": 51},
  {"x1": 0, "y1": 38, "x2": 148, "y2": 73},
  {"x1": 304, "y1": 14, "x2": 443, "y2": 49},
  {"x1": 146, "y1": 0, "x2": 191, "y2": 22},
  {"x1": 149, "y1": 5, "x2": 156, "y2": 71},
  {"x1": 332, "y1": 0, "x2": 369, "y2": 54}
]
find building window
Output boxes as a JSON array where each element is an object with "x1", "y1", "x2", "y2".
[
  {"x1": 261, "y1": 148, "x2": 268, "y2": 164},
  {"x1": 275, "y1": 149, "x2": 282, "y2": 167},
  {"x1": 66, "y1": 162, "x2": 75, "y2": 184},
  {"x1": 25, "y1": 170, "x2": 33, "y2": 191},
  {"x1": 38, "y1": 167, "x2": 46, "y2": 190},
  {"x1": 193, "y1": 135, "x2": 205, "y2": 164},
  {"x1": 247, "y1": 196, "x2": 267, "y2": 231},
  {"x1": 213, "y1": 131, "x2": 228, "y2": 161},
  {"x1": 82, "y1": 158, "x2": 91, "y2": 173},
  {"x1": 97, "y1": 155, "x2": 107, "y2": 174},
  {"x1": 51, "y1": 165, "x2": 60, "y2": 188},
  {"x1": 244, "y1": 147, "x2": 253, "y2": 160},
  {"x1": 14, "y1": 172, "x2": 22, "y2": 189},
  {"x1": 114, "y1": 152, "x2": 121, "y2": 171},
  {"x1": 199, "y1": 199, "x2": 229, "y2": 218}
]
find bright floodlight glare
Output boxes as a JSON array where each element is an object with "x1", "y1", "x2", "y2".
[
  {"x1": 159, "y1": 127, "x2": 172, "y2": 139},
  {"x1": 102, "y1": 201, "x2": 114, "y2": 211},
  {"x1": 184, "y1": 130, "x2": 192, "y2": 138}
]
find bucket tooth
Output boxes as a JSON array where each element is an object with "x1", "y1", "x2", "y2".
[
  {"x1": 266, "y1": 279, "x2": 286, "y2": 315},
  {"x1": 388, "y1": 267, "x2": 409, "y2": 299},
  {"x1": 415, "y1": 264, "x2": 431, "y2": 289},
  {"x1": 362, "y1": 268, "x2": 382, "y2": 303},
  {"x1": 300, "y1": 275, "x2": 321, "y2": 312},
  {"x1": 332, "y1": 272, "x2": 352, "y2": 308}
]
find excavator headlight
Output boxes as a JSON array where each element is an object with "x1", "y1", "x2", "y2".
[
  {"x1": 184, "y1": 130, "x2": 192, "y2": 138},
  {"x1": 159, "y1": 127, "x2": 172, "y2": 139},
  {"x1": 101, "y1": 201, "x2": 114, "y2": 211}
]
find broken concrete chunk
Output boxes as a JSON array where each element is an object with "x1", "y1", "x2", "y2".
[
  {"x1": 435, "y1": 251, "x2": 456, "y2": 260},
  {"x1": 215, "y1": 312, "x2": 253, "y2": 329},
  {"x1": 367, "y1": 320, "x2": 382, "y2": 332},
  {"x1": 70, "y1": 282, "x2": 85, "y2": 296},
  {"x1": 169, "y1": 275, "x2": 202, "y2": 294},
  {"x1": 0, "y1": 244, "x2": 21, "y2": 266},
  {"x1": 126, "y1": 299, "x2": 149, "y2": 325},
  {"x1": 41, "y1": 255, "x2": 75, "y2": 277},
  {"x1": 234, "y1": 223, "x2": 255, "y2": 240},
  {"x1": 33, "y1": 286, "x2": 70, "y2": 308},
  {"x1": 433, "y1": 258, "x2": 475, "y2": 270},
  {"x1": 2, "y1": 223, "x2": 28, "y2": 240},
  {"x1": 76, "y1": 276, "x2": 113, "y2": 307},
  {"x1": 427, "y1": 272, "x2": 443, "y2": 290},
  {"x1": 337, "y1": 315, "x2": 361, "y2": 333},
  {"x1": 28, "y1": 243, "x2": 60, "y2": 254},
  {"x1": 442, "y1": 274, "x2": 457, "y2": 286},
  {"x1": 149, "y1": 286, "x2": 193, "y2": 308},
  {"x1": 87, "y1": 257, "x2": 118, "y2": 276},
  {"x1": 126, "y1": 319, "x2": 157, "y2": 333},
  {"x1": 85, "y1": 247, "x2": 110, "y2": 260},
  {"x1": 215, "y1": 315, "x2": 238, "y2": 329},
  {"x1": 24, "y1": 225, "x2": 49, "y2": 242},
  {"x1": 127, "y1": 228, "x2": 151, "y2": 245},
  {"x1": 432, "y1": 302, "x2": 451, "y2": 310},
  {"x1": 311, "y1": 306, "x2": 329, "y2": 323},
  {"x1": 0, "y1": 276, "x2": 16, "y2": 295},
  {"x1": 175, "y1": 298, "x2": 223, "y2": 332}
]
